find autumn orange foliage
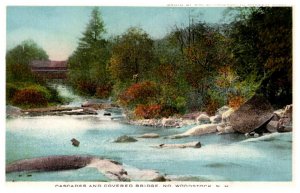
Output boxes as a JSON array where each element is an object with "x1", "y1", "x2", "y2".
[
  {"x1": 134, "y1": 104, "x2": 162, "y2": 119},
  {"x1": 119, "y1": 81, "x2": 159, "y2": 106},
  {"x1": 228, "y1": 95, "x2": 245, "y2": 109}
]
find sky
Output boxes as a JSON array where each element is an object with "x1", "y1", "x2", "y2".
[{"x1": 6, "y1": 6, "x2": 227, "y2": 60}]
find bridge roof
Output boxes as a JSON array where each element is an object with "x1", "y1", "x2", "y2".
[{"x1": 30, "y1": 60, "x2": 68, "y2": 68}]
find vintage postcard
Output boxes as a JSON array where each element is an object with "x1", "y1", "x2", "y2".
[{"x1": 2, "y1": 0, "x2": 297, "y2": 193}]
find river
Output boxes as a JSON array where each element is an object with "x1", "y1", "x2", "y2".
[{"x1": 6, "y1": 84, "x2": 292, "y2": 181}]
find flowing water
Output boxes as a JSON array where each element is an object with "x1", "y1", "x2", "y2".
[{"x1": 6, "y1": 84, "x2": 292, "y2": 182}]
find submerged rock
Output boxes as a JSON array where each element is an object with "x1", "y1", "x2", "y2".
[
  {"x1": 154, "y1": 141, "x2": 201, "y2": 148},
  {"x1": 138, "y1": 133, "x2": 160, "y2": 138},
  {"x1": 114, "y1": 135, "x2": 137, "y2": 143},
  {"x1": 229, "y1": 94, "x2": 274, "y2": 134}
]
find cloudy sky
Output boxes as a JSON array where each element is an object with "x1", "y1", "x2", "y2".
[{"x1": 7, "y1": 6, "x2": 226, "y2": 60}]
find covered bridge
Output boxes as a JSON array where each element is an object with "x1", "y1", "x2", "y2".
[{"x1": 30, "y1": 60, "x2": 68, "y2": 79}]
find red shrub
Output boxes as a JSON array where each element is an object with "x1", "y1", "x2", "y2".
[
  {"x1": 135, "y1": 104, "x2": 162, "y2": 119},
  {"x1": 96, "y1": 84, "x2": 112, "y2": 98},
  {"x1": 119, "y1": 81, "x2": 159, "y2": 106},
  {"x1": 12, "y1": 89, "x2": 47, "y2": 107}
]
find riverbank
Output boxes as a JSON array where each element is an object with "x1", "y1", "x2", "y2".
[{"x1": 126, "y1": 95, "x2": 293, "y2": 139}]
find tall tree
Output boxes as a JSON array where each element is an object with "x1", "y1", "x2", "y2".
[
  {"x1": 68, "y1": 7, "x2": 111, "y2": 97},
  {"x1": 228, "y1": 7, "x2": 292, "y2": 107},
  {"x1": 109, "y1": 27, "x2": 155, "y2": 84}
]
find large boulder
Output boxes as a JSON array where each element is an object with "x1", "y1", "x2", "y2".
[
  {"x1": 114, "y1": 135, "x2": 137, "y2": 143},
  {"x1": 196, "y1": 114, "x2": 211, "y2": 124},
  {"x1": 229, "y1": 94, "x2": 274, "y2": 134}
]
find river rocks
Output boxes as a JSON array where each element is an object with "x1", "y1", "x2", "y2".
[
  {"x1": 71, "y1": 138, "x2": 80, "y2": 147},
  {"x1": 210, "y1": 115, "x2": 222, "y2": 124},
  {"x1": 154, "y1": 141, "x2": 201, "y2": 148},
  {"x1": 138, "y1": 133, "x2": 160, "y2": 138},
  {"x1": 170, "y1": 124, "x2": 220, "y2": 138},
  {"x1": 217, "y1": 125, "x2": 234, "y2": 134},
  {"x1": 129, "y1": 119, "x2": 162, "y2": 127},
  {"x1": 228, "y1": 94, "x2": 274, "y2": 134},
  {"x1": 6, "y1": 105, "x2": 22, "y2": 118},
  {"x1": 196, "y1": 114, "x2": 210, "y2": 124},
  {"x1": 81, "y1": 99, "x2": 114, "y2": 110},
  {"x1": 162, "y1": 118, "x2": 181, "y2": 127},
  {"x1": 221, "y1": 108, "x2": 234, "y2": 123},
  {"x1": 114, "y1": 135, "x2": 137, "y2": 143},
  {"x1": 216, "y1": 106, "x2": 230, "y2": 116},
  {"x1": 182, "y1": 112, "x2": 201, "y2": 120}
]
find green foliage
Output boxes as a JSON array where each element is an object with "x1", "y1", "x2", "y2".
[
  {"x1": 6, "y1": 39, "x2": 48, "y2": 82},
  {"x1": 6, "y1": 83, "x2": 19, "y2": 101},
  {"x1": 228, "y1": 7, "x2": 292, "y2": 106},
  {"x1": 109, "y1": 27, "x2": 155, "y2": 84},
  {"x1": 6, "y1": 82, "x2": 63, "y2": 108},
  {"x1": 68, "y1": 7, "x2": 111, "y2": 97}
]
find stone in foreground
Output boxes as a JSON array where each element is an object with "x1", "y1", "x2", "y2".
[
  {"x1": 154, "y1": 141, "x2": 201, "y2": 148},
  {"x1": 71, "y1": 138, "x2": 80, "y2": 147},
  {"x1": 229, "y1": 94, "x2": 274, "y2": 134}
]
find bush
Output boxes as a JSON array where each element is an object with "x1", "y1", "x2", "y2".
[
  {"x1": 96, "y1": 84, "x2": 112, "y2": 98},
  {"x1": 119, "y1": 81, "x2": 159, "y2": 107},
  {"x1": 12, "y1": 88, "x2": 48, "y2": 108},
  {"x1": 25, "y1": 85, "x2": 52, "y2": 100},
  {"x1": 228, "y1": 94, "x2": 245, "y2": 109},
  {"x1": 134, "y1": 104, "x2": 162, "y2": 119},
  {"x1": 205, "y1": 98, "x2": 220, "y2": 116}
]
